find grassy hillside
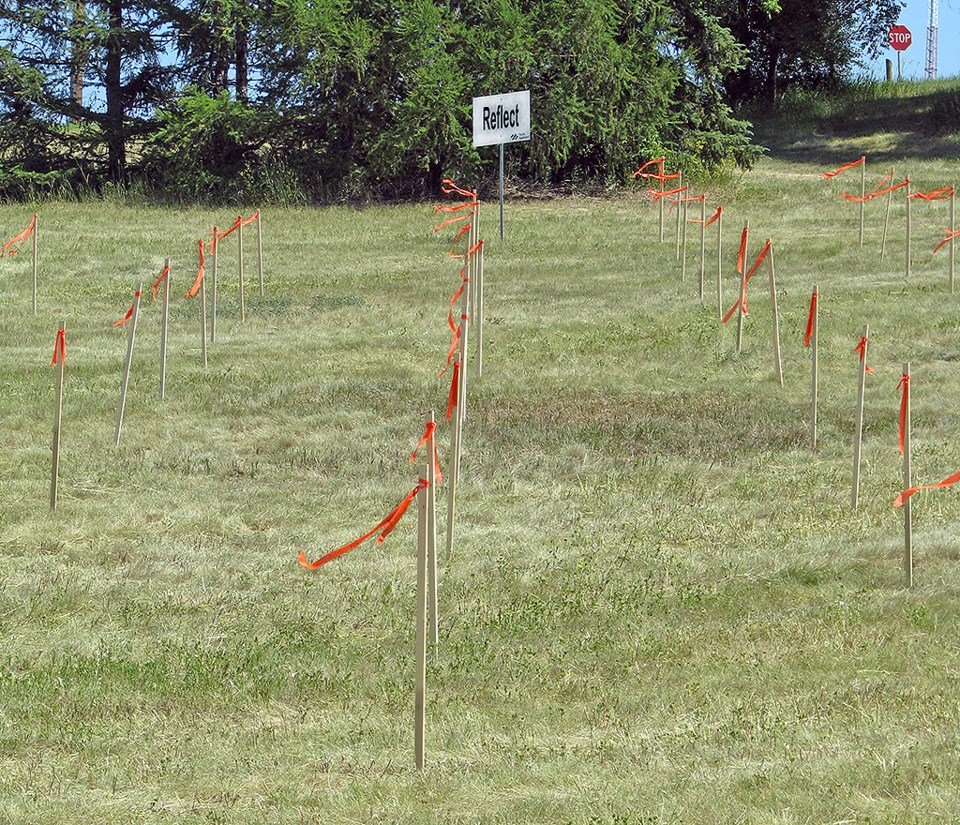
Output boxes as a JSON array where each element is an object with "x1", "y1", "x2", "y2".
[{"x1": 3, "y1": 84, "x2": 960, "y2": 823}]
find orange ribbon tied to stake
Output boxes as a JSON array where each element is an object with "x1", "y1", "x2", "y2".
[
  {"x1": 823, "y1": 157, "x2": 864, "y2": 179},
  {"x1": 694, "y1": 205, "x2": 722, "y2": 227},
  {"x1": 908, "y1": 186, "x2": 954, "y2": 201},
  {"x1": 51, "y1": 328, "x2": 66, "y2": 366},
  {"x1": 410, "y1": 422, "x2": 442, "y2": 485},
  {"x1": 895, "y1": 469, "x2": 960, "y2": 508},
  {"x1": 841, "y1": 178, "x2": 909, "y2": 203},
  {"x1": 632, "y1": 157, "x2": 664, "y2": 178},
  {"x1": 113, "y1": 291, "x2": 140, "y2": 327},
  {"x1": 441, "y1": 178, "x2": 476, "y2": 199},
  {"x1": 186, "y1": 239, "x2": 206, "y2": 298},
  {"x1": 897, "y1": 372, "x2": 909, "y2": 455},
  {"x1": 1, "y1": 213, "x2": 37, "y2": 257},
  {"x1": 854, "y1": 335, "x2": 874, "y2": 374},
  {"x1": 240, "y1": 209, "x2": 260, "y2": 228},
  {"x1": 804, "y1": 290, "x2": 818, "y2": 347},
  {"x1": 151, "y1": 262, "x2": 170, "y2": 301},
  {"x1": 650, "y1": 186, "x2": 686, "y2": 202},
  {"x1": 446, "y1": 360, "x2": 461, "y2": 421},
  {"x1": 721, "y1": 240, "x2": 771, "y2": 323},
  {"x1": 933, "y1": 227, "x2": 960, "y2": 254},
  {"x1": 297, "y1": 477, "x2": 430, "y2": 570}
]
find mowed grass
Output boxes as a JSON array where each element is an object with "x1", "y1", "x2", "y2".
[{"x1": 3, "y1": 140, "x2": 960, "y2": 823}]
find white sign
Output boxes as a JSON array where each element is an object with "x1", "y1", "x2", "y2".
[{"x1": 472, "y1": 90, "x2": 531, "y2": 147}]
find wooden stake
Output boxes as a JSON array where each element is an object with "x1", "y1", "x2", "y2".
[
  {"x1": 851, "y1": 323, "x2": 870, "y2": 513},
  {"x1": 699, "y1": 197, "x2": 706, "y2": 301},
  {"x1": 199, "y1": 256, "x2": 208, "y2": 367},
  {"x1": 716, "y1": 208, "x2": 723, "y2": 320},
  {"x1": 905, "y1": 178, "x2": 912, "y2": 281},
  {"x1": 675, "y1": 172, "x2": 683, "y2": 261},
  {"x1": 951, "y1": 190, "x2": 956, "y2": 295},
  {"x1": 658, "y1": 173, "x2": 665, "y2": 242},
  {"x1": 680, "y1": 196, "x2": 688, "y2": 282},
  {"x1": 426, "y1": 412, "x2": 439, "y2": 647},
  {"x1": 811, "y1": 285, "x2": 819, "y2": 450},
  {"x1": 859, "y1": 157, "x2": 866, "y2": 248},
  {"x1": 881, "y1": 167, "x2": 894, "y2": 262},
  {"x1": 50, "y1": 321, "x2": 65, "y2": 511},
  {"x1": 476, "y1": 242, "x2": 484, "y2": 379},
  {"x1": 445, "y1": 387, "x2": 461, "y2": 562},
  {"x1": 159, "y1": 258, "x2": 170, "y2": 400},
  {"x1": 114, "y1": 283, "x2": 142, "y2": 447},
  {"x1": 766, "y1": 240, "x2": 783, "y2": 386},
  {"x1": 902, "y1": 362, "x2": 912, "y2": 588},
  {"x1": 736, "y1": 221, "x2": 749, "y2": 354},
  {"x1": 414, "y1": 462, "x2": 428, "y2": 770},
  {"x1": 238, "y1": 215, "x2": 245, "y2": 322},
  {"x1": 457, "y1": 275, "x2": 471, "y2": 429},
  {"x1": 211, "y1": 228, "x2": 218, "y2": 343},
  {"x1": 257, "y1": 210, "x2": 264, "y2": 298},
  {"x1": 31, "y1": 213, "x2": 38, "y2": 315},
  {"x1": 469, "y1": 199, "x2": 478, "y2": 327}
]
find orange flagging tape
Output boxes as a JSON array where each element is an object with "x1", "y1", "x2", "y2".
[
  {"x1": 51, "y1": 328, "x2": 65, "y2": 366},
  {"x1": 186, "y1": 239, "x2": 206, "y2": 298},
  {"x1": 442, "y1": 178, "x2": 476, "y2": 199},
  {"x1": 1, "y1": 213, "x2": 37, "y2": 257},
  {"x1": 721, "y1": 240, "x2": 771, "y2": 323},
  {"x1": 216, "y1": 215, "x2": 243, "y2": 242},
  {"x1": 410, "y1": 421, "x2": 442, "y2": 485},
  {"x1": 897, "y1": 372, "x2": 909, "y2": 455},
  {"x1": 933, "y1": 227, "x2": 960, "y2": 254},
  {"x1": 240, "y1": 209, "x2": 260, "y2": 228},
  {"x1": 908, "y1": 186, "x2": 955, "y2": 201},
  {"x1": 804, "y1": 290, "x2": 818, "y2": 347},
  {"x1": 631, "y1": 157, "x2": 664, "y2": 177},
  {"x1": 823, "y1": 157, "x2": 864, "y2": 179},
  {"x1": 112, "y1": 291, "x2": 140, "y2": 328},
  {"x1": 650, "y1": 186, "x2": 686, "y2": 202},
  {"x1": 841, "y1": 178, "x2": 908, "y2": 203},
  {"x1": 151, "y1": 263, "x2": 170, "y2": 301},
  {"x1": 434, "y1": 211, "x2": 474, "y2": 233},
  {"x1": 691, "y1": 205, "x2": 722, "y2": 228},
  {"x1": 853, "y1": 336, "x2": 874, "y2": 374},
  {"x1": 736, "y1": 225, "x2": 748, "y2": 274},
  {"x1": 894, "y1": 469, "x2": 960, "y2": 508},
  {"x1": 298, "y1": 478, "x2": 430, "y2": 569},
  {"x1": 435, "y1": 201, "x2": 479, "y2": 214},
  {"x1": 446, "y1": 360, "x2": 460, "y2": 420}
]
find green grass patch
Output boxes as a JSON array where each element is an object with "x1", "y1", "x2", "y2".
[{"x1": 3, "y1": 94, "x2": 960, "y2": 822}]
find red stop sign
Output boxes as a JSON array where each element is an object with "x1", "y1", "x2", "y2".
[{"x1": 888, "y1": 25, "x2": 912, "y2": 51}]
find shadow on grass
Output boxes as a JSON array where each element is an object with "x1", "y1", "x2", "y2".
[{"x1": 750, "y1": 81, "x2": 960, "y2": 165}]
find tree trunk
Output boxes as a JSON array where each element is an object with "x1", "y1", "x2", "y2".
[
  {"x1": 70, "y1": 0, "x2": 86, "y2": 109},
  {"x1": 236, "y1": 18, "x2": 248, "y2": 104},
  {"x1": 765, "y1": 43, "x2": 780, "y2": 103},
  {"x1": 105, "y1": 0, "x2": 126, "y2": 183}
]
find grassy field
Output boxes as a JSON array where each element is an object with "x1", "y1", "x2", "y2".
[{"x1": 4, "y1": 88, "x2": 960, "y2": 823}]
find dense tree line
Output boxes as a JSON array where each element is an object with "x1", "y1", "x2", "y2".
[{"x1": 0, "y1": 0, "x2": 901, "y2": 202}]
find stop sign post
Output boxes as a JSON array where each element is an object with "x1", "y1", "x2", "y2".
[{"x1": 888, "y1": 24, "x2": 911, "y2": 80}]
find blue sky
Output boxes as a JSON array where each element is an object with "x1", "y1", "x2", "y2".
[{"x1": 865, "y1": 1, "x2": 960, "y2": 79}]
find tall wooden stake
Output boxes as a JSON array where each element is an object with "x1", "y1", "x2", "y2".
[
  {"x1": 851, "y1": 323, "x2": 870, "y2": 513},
  {"x1": 680, "y1": 196, "x2": 688, "y2": 282},
  {"x1": 114, "y1": 283, "x2": 142, "y2": 447},
  {"x1": 766, "y1": 240, "x2": 783, "y2": 386},
  {"x1": 881, "y1": 167, "x2": 894, "y2": 262},
  {"x1": 699, "y1": 197, "x2": 706, "y2": 301},
  {"x1": 716, "y1": 208, "x2": 723, "y2": 320},
  {"x1": 211, "y1": 228, "x2": 218, "y2": 343},
  {"x1": 658, "y1": 172, "x2": 665, "y2": 242},
  {"x1": 859, "y1": 157, "x2": 866, "y2": 247},
  {"x1": 238, "y1": 215, "x2": 245, "y2": 322},
  {"x1": 675, "y1": 172, "x2": 683, "y2": 260},
  {"x1": 470, "y1": 199, "x2": 478, "y2": 327},
  {"x1": 31, "y1": 213, "x2": 38, "y2": 315},
  {"x1": 257, "y1": 210, "x2": 264, "y2": 298},
  {"x1": 50, "y1": 321, "x2": 65, "y2": 511},
  {"x1": 426, "y1": 412, "x2": 439, "y2": 647},
  {"x1": 159, "y1": 258, "x2": 170, "y2": 400},
  {"x1": 905, "y1": 178, "x2": 912, "y2": 281},
  {"x1": 446, "y1": 279, "x2": 470, "y2": 560},
  {"x1": 199, "y1": 257, "x2": 208, "y2": 367},
  {"x1": 902, "y1": 362, "x2": 912, "y2": 588},
  {"x1": 414, "y1": 463, "x2": 428, "y2": 770},
  {"x1": 736, "y1": 221, "x2": 749, "y2": 354},
  {"x1": 951, "y1": 190, "x2": 956, "y2": 295},
  {"x1": 811, "y1": 285, "x2": 819, "y2": 450},
  {"x1": 458, "y1": 275, "x2": 471, "y2": 428},
  {"x1": 476, "y1": 242, "x2": 484, "y2": 379}
]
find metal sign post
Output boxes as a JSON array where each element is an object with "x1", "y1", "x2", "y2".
[{"x1": 472, "y1": 89, "x2": 531, "y2": 241}]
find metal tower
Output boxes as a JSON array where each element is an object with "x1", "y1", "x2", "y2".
[{"x1": 926, "y1": 0, "x2": 939, "y2": 79}]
